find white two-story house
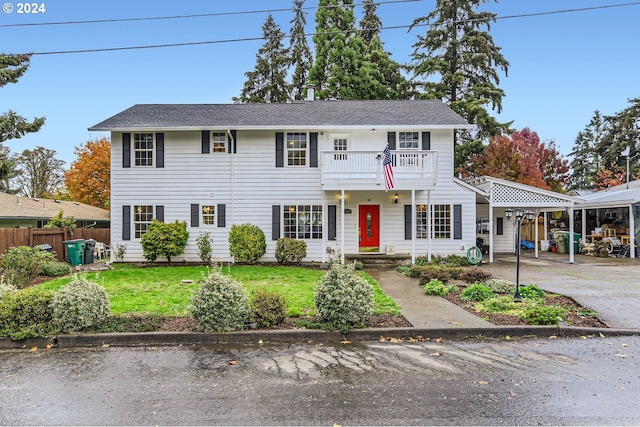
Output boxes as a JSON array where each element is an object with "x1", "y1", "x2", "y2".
[{"x1": 89, "y1": 97, "x2": 478, "y2": 264}]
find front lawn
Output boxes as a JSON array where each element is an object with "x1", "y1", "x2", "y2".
[{"x1": 36, "y1": 264, "x2": 401, "y2": 318}]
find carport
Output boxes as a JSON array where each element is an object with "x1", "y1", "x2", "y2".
[{"x1": 468, "y1": 176, "x2": 581, "y2": 263}]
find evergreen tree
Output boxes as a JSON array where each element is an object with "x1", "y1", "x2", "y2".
[
  {"x1": 366, "y1": 35, "x2": 411, "y2": 99},
  {"x1": 408, "y1": 0, "x2": 510, "y2": 169},
  {"x1": 359, "y1": 0, "x2": 382, "y2": 46},
  {"x1": 598, "y1": 98, "x2": 640, "y2": 176},
  {"x1": 0, "y1": 54, "x2": 45, "y2": 186},
  {"x1": 568, "y1": 110, "x2": 607, "y2": 190},
  {"x1": 289, "y1": 0, "x2": 313, "y2": 101},
  {"x1": 234, "y1": 14, "x2": 290, "y2": 103}
]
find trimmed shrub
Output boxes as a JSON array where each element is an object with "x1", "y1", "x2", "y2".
[
  {"x1": 51, "y1": 275, "x2": 111, "y2": 333},
  {"x1": 423, "y1": 279, "x2": 458, "y2": 296},
  {"x1": 0, "y1": 246, "x2": 56, "y2": 288},
  {"x1": 196, "y1": 231, "x2": 214, "y2": 266},
  {"x1": 140, "y1": 219, "x2": 189, "y2": 264},
  {"x1": 250, "y1": 289, "x2": 287, "y2": 327},
  {"x1": 459, "y1": 267, "x2": 493, "y2": 284},
  {"x1": 418, "y1": 266, "x2": 451, "y2": 285},
  {"x1": 0, "y1": 288, "x2": 56, "y2": 340},
  {"x1": 0, "y1": 279, "x2": 17, "y2": 300},
  {"x1": 189, "y1": 270, "x2": 249, "y2": 332},
  {"x1": 446, "y1": 267, "x2": 466, "y2": 280},
  {"x1": 41, "y1": 261, "x2": 71, "y2": 277},
  {"x1": 275, "y1": 237, "x2": 307, "y2": 265},
  {"x1": 228, "y1": 223, "x2": 266, "y2": 264},
  {"x1": 520, "y1": 305, "x2": 566, "y2": 325},
  {"x1": 483, "y1": 278, "x2": 516, "y2": 294},
  {"x1": 519, "y1": 285, "x2": 546, "y2": 300},
  {"x1": 460, "y1": 283, "x2": 495, "y2": 302},
  {"x1": 314, "y1": 262, "x2": 374, "y2": 331}
]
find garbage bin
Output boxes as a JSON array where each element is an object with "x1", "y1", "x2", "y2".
[
  {"x1": 63, "y1": 239, "x2": 85, "y2": 266},
  {"x1": 33, "y1": 243, "x2": 53, "y2": 253},
  {"x1": 83, "y1": 239, "x2": 96, "y2": 264},
  {"x1": 572, "y1": 233, "x2": 581, "y2": 253},
  {"x1": 556, "y1": 233, "x2": 567, "y2": 254}
]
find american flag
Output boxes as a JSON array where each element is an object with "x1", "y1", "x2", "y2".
[{"x1": 383, "y1": 144, "x2": 394, "y2": 190}]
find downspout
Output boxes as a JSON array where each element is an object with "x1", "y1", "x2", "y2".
[
  {"x1": 411, "y1": 189, "x2": 416, "y2": 264},
  {"x1": 341, "y1": 189, "x2": 345, "y2": 264},
  {"x1": 427, "y1": 190, "x2": 432, "y2": 262}
]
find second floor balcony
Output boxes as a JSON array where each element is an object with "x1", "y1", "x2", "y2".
[{"x1": 320, "y1": 150, "x2": 438, "y2": 191}]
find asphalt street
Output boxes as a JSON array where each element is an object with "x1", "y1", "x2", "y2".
[{"x1": 1, "y1": 335, "x2": 638, "y2": 425}]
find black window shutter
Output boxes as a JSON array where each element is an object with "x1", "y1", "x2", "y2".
[
  {"x1": 191, "y1": 204, "x2": 199, "y2": 227},
  {"x1": 422, "y1": 131, "x2": 431, "y2": 150},
  {"x1": 230, "y1": 130, "x2": 237, "y2": 154},
  {"x1": 497, "y1": 217, "x2": 504, "y2": 235},
  {"x1": 272, "y1": 205, "x2": 281, "y2": 240},
  {"x1": 155, "y1": 205, "x2": 164, "y2": 222},
  {"x1": 122, "y1": 133, "x2": 131, "y2": 168},
  {"x1": 404, "y1": 205, "x2": 412, "y2": 240},
  {"x1": 155, "y1": 133, "x2": 164, "y2": 168},
  {"x1": 387, "y1": 132, "x2": 396, "y2": 150},
  {"x1": 275, "y1": 132, "x2": 284, "y2": 168},
  {"x1": 309, "y1": 132, "x2": 318, "y2": 168},
  {"x1": 453, "y1": 204, "x2": 462, "y2": 240},
  {"x1": 201, "y1": 131, "x2": 210, "y2": 154},
  {"x1": 122, "y1": 205, "x2": 131, "y2": 241},
  {"x1": 217, "y1": 204, "x2": 226, "y2": 228},
  {"x1": 328, "y1": 205, "x2": 337, "y2": 241}
]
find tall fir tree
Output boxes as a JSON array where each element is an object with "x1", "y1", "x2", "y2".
[
  {"x1": 408, "y1": 0, "x2": 510, "y2": 169},
  {"x1": 598, "y1": 98, "x2": 640, "y2": 175},
  {"x1": 1, "y1": 54, "x2": 45, "y2": 186},
  {"x1": 234, "y1": 14, "x2": 290, "y2": 103},
  {"x1": 359, "y1": 0, "x2": 382, "y2": 46},
  {"x1": 366, "y1": 35, "x2": 411, "y2": 99},
  {"x1": 289, "y1": 0, "x2": 313, "y2": 100},
  {"x1": 568, "y1": 110, "x2": 607, "y2": 190}
]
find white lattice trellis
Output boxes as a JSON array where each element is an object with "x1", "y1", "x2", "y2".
[{"x1": 491, "y1": 183, "x2": 573, "y2": 207}]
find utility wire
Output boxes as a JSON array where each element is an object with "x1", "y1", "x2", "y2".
[
  {"x1": 12, "y1": 1, "x2": 640, "y2": 56},
  {"x1": 0, "y1": 0, "x2": 421, "y2": 28}
]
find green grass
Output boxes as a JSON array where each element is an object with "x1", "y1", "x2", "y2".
[{"x1": 36, "y1": 264, "x2": 401, "y2": 318}]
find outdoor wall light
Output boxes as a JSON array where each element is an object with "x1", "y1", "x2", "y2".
[
  {"x1": 394, "y1": 193, "x2": 399, "y2": 204},
  {"x1": 505, "y1": 208, "x2": 535, "y2": 301}
]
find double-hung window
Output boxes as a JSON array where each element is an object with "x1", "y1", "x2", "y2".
[
  {"x1": 287, "y1": 133, "x2": 307, "y2": 166},
  {"x1": 416, "y1": 205, "x2": 428, "y2": 239},
  {"x1": 202, "y1": 205, "x2": 215, "y2": 225},
  {"x1": 134, "y1": 205, "x2": 153, "y2": 238},
  {"x1": 332, "y1": 135, "x2": 349, "y2": 160},
  {"x1": 284, "y1": 205, "x2": 322, "y2": 239},
  {"x1": 416, "y1": 204, "x2": 452, "y2": 239},
  {"x1": 134, "y1": 133, "x2": 154, "y2": 166},
  {"x1": 398, "y1": 132, "x2": 419, "y2": 149},
  {"x1": 212, "y1": 132, "x2": 226, "y2": 153}
]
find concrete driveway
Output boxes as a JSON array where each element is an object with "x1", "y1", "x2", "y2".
[{"x1": 481, "y1": 253, "x2": 640, "y2": 330}]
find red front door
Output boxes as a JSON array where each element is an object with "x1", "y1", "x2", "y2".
[{"x1": 359, "y1": 205, "x2": 380, "y2": 252}]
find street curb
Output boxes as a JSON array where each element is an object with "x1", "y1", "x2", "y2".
[{"x1": 1, "y1": 326, "x2": 639, "y2": 350}]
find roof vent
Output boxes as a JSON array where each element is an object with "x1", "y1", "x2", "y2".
[{"x1": 306, "y1": 84, "x2": 315, "y2": 101}]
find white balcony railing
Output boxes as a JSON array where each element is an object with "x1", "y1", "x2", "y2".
[{"x1": 320, "y1": 150, "x2": 437, "y2": 190}]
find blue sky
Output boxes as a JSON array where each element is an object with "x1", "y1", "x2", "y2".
[{"x1": 1, "y1": 0, "x2": 639, "y2": 165}]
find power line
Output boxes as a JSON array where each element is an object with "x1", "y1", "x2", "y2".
[
  {"x1": 16, "y1": 1, "x2": 640, "y2": 56},
  {"x1": 0, "y1": 0, "x2": 421, "y2": 28}
]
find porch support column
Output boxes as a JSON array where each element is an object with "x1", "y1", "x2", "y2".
[
  {"x1": 581, "y1": 209, "x2": 587, "y2": 245},
  {"x1": 534, "y1": 210, "x2": 539, "y2": 259},
  {"x1": 341, "y1": 189, "x2": 345, "y2": 264},
  {"x1": 569, "y1": 206, "x2": 575, "y2": 264},
  {"x1": 488, "y1": 201, "x2": 494, "y2": 263},
  {"x1": 411, "y1": 189, "x2": 416, "y2": 264},
  {"x1": 630, "y1": 205, "x2": 636, "y2": 258},
  {"x1": 427, "y1": 190, "x2": 432, "y2": 262},
  {"x1": 321, "y1": 191, "x2": 326, "y2": 265},
  {"x1": 543, "y1": 211, "x2": 547, "y2": 243}
]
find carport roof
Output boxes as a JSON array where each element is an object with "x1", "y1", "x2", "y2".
[{"x1": 467, "y1": 176, "x2": 581, "y2": 209}]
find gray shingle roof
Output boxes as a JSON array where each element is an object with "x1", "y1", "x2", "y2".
[{"x1": 89, "y1": 100, "x2": 471, "y2": 130}]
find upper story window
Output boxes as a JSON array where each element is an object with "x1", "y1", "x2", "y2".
[
  {"x1": 202, "y1": 205, "x2": 215, "y2": 225},
  {"x1": 134, "y1": 205, "x2": 153, "y2": 238},
  {"x1": 212, "y1": 132, "x2": 227, "y2": 153},
  {"x1": 332, "y1": 135, "x2": 349, "y2": 160},
  {"x1": 134, "y1": 133, "x2": 154, "y2": 166},
  {"x1": 287, "y1": 132, "x2": 307, "y2": 166},
  {"x1": 399, "y1": 132, "x2": 419, "y2": 150}
]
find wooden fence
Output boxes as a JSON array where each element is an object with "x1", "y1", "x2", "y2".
[{"x1": 0, "y1": 228, "x2": 110, "y2": 262}]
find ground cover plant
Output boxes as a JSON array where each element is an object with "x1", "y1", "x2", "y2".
[{"x1": 30, "y1": 263, "x2": 404, "y2": 335}]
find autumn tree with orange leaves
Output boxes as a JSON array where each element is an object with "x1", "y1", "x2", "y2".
[
  {"x1": 462, "y1": 128, "x2": 570, "y2": 192},
  {"x1": 65, "y1": 138, "x2": 110, "y2": 209}
]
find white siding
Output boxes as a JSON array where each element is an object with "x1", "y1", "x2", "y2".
[{"x1": 111, "y1": 128, "x2": 476, "y2": 263}]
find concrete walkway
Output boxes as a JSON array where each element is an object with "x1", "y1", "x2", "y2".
[{"x1": 370, "y1": 252, "x2": 640, "y2": 331}]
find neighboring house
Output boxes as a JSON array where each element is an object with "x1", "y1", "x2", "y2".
[
  {"x1": 89, "y1": 97, "x2": 478, "y2": 264},
  {"x1": 0, "y1": 191, "x2": 110, "y2": 228}
]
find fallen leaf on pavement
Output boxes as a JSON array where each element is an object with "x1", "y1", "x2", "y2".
[
  {"x1": 430, "y1": 352, "x2": 442, "y2": 357},
  {"x1": 228, "y1": 360, "x2": 239, "y2": 365},
  {"x1": 615, "y1": 354, "x2": 627, "y2": 358},
  {"x1": 30, "y1": 346, "x2": 37, "y2": 352},
  {"x1": 599, "y1": 332, "x2": 606, "y2": 338},
  {"x1": 340, "y1": 340, "x2": 352, "y2": 345},
  {"x1": 548, "y1": 335, "x2": 557, "y2": 339},
  {"x1": 478, "y1": 381, "x2": 489, "y2": 385},
  {"x1": 435, "y1": 337, "x2": 445, "y2": 343}
]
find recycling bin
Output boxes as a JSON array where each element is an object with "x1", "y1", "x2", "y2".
[{"x1": 63, "y1": 239, "x2": 85, "y2": 266}]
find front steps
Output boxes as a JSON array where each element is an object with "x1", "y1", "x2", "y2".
[{"x1": 345, "y1": 253, "x2": 412, "y2": 270}]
